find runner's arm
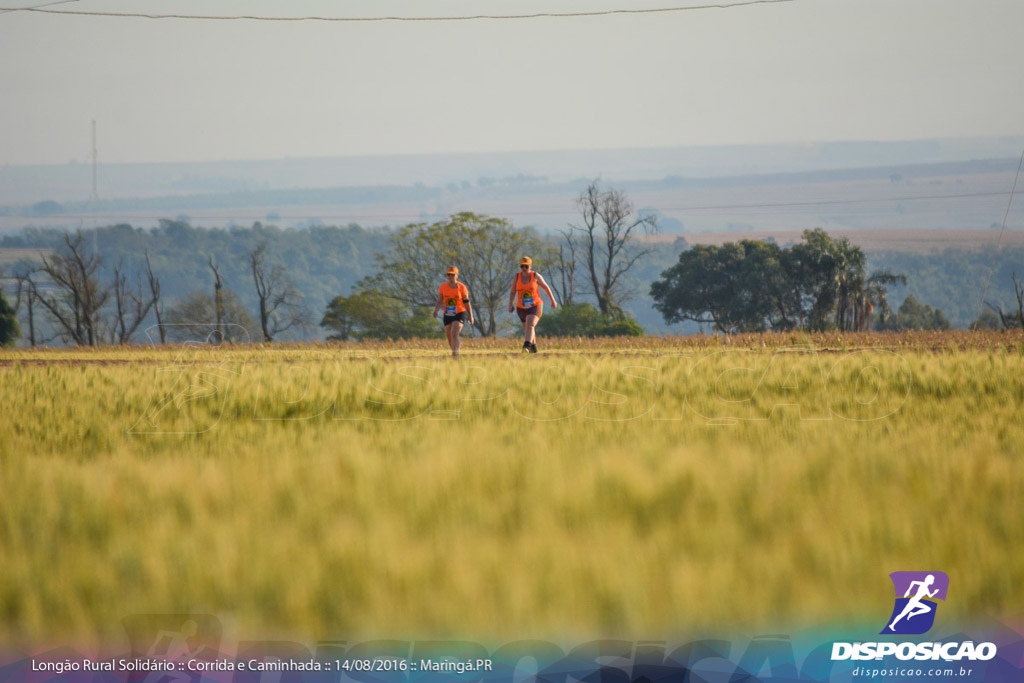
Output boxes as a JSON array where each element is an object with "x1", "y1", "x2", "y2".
[
  {"x1": 536, "y1": 273, "x2": 559, "y2": 308},
  {"x1": 462, "y1": 286, "x2": 474, "y2": 325},
  {"x1": 433, "y1": 292, "x2": 443, "y2": 318}
]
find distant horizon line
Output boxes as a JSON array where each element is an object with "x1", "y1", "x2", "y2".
[{"x1": 6, "y1": 134, "x2": 1024, "y2": 169}]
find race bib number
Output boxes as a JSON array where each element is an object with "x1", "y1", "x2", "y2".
[
  {"x1": 445, "y1": 299, "x2": 457, "y2": 316},
  {"x1": 520, "y1": 293, "x2": 534, "y2": 308}
]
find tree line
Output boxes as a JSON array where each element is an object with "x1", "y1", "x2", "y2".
[
  {"x1": 2, "y1": 180, "x2": 1021, "y2": 348},
  {"x1": 320, "y1": 182, "x2": 657, "y2": 341},
  {"x1": 650, "y1": 229, "x2": 911, "y2": 333},
  {"x1": 0, "y1": 181, "x2": 659, "y2": 346},
  {"x1": 3, "y1": 231, "x2": 314, "y2": 347},
  {"x1": 0, "y1": 221, "x2": 387, "y2": 346}
]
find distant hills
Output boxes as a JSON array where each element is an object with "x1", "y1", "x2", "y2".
[{"x1": 2, "y1": 136, "x2": 1022, "y2": 236}]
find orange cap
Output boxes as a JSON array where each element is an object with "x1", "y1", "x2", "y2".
[
  {"x1": 519, "y1": 256, "x2": 532, "y2": 266},
  {"x1": 446, "y1": 266, "x2": 459, "y2": 275}
]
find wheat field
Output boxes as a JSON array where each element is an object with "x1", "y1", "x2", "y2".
[{"x1": 1, "y1": 331, "x2": 1022, "y2": 648}]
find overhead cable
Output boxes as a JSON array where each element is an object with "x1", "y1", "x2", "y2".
[
  {"x1": 974, "y1": 144, "x2": 1024, "y2": 326},
  {"x1": 0, "y1": 0, "x2": 75, "y2": 15},
  {"x1": 0, "y1": 0, "x2": 794, "y2": 22}
]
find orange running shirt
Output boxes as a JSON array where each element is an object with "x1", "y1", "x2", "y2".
[
  {"x1": 515, "y1": 271, "x2": 542, "y2": 309},
  {"x1": 439, "y1": 281, "x2": 469, "y2": 315}
]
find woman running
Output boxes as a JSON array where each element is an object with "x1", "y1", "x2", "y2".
[
  {"x1": 508, "y1": 256, "x2": 557, "y2": 353},
  {"x1": 434, "y1": 266, "x2": 473, "y2": 357}
]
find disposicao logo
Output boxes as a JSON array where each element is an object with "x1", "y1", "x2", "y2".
[
  {"x1": 831, "y1": 571, "x2": 998, "y2": 663},
  {"x1": 881, "y1": 571, "x2": 949, "y2": 635}
]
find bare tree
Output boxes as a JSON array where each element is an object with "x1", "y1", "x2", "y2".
[
  {"x1": 250, "y1": 242, "x2": 312, "y2": 342},
  {"x1": 34, "y1": 231, "x2": 110, "y2": 346},
  {"x1": 549, "y1": 228, "x2": 578, "y2": 306},
  {"x1": 11, "y1": 271, "x2": 63, "y2": 347},
  {"x1": 208, "y1": 256, "x2": 227, "y2": 343},
  {"x1": 111, "y1": 260, "x2": 157, "y2": 344},
  {"x1": 0, "y1": 275, "x2": 19, "y2": 347},
  {"x1": 164, "y1": 289, "x2": 256, "y2": 343},
  {"x1": 144, "y1": 250, "x2": 165, "y2": 344},
  {"x1": 12, "y1": 272, "x2": 36, "y2": 347},
  {"x1": 985, "y1": 272, "x2": 1024, "y2": 330},
  {"x1": 570, "y1": 180, "x2": 658, "y2": 316}
]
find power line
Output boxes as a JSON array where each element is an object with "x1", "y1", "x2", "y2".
[
  {"x1": 0, "y1": 0, "x2": 794, "y2": 22},
  {"x1": 0, "y1": 0, "x2": 74, "y2": 15},
  {"x1": 974, "y1": 144, "x2": 1024, "y2": 326}
]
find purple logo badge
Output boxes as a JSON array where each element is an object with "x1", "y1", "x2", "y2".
[{"x1": 881, "y1": 571, "x2": 949, "y2": 635}]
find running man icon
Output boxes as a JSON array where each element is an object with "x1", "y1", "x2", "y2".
[
  {"x1": 888, "y1": 575, "x2": 938, "y2": 631},
  {"x1": 881, "y1": 571, "x2": 949, "y2": 635}
]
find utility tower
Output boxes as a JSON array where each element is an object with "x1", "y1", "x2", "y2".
[
  {"x1": 91, "y1": 120, "x2": 98, "y2": 202},
  {"x1": 91, "y1": 120, "x2": 99, "y2": 255}
]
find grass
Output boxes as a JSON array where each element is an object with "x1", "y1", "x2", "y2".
[{"x1": 1, "y1": 331, "x2": 1022, "y2": 648}]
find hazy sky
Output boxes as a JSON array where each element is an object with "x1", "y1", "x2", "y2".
[{"x1": 1, "y1": 0, "x2": 1022, "y2": 166}]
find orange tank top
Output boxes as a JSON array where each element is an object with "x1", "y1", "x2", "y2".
[
  {"x1": 439, "y1": 281, "x2": 469, "y2": 315},
  {"x1": 515, "y1": 271, "x2": 541, "y2": 309}
]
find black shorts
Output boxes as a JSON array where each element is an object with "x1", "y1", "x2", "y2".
[
  {"x1": 517, "y1": 305, "x2": 541, "y2": 322},
  {"x1": 443, "y1": 311, "x2": 469, "y2": 326}
]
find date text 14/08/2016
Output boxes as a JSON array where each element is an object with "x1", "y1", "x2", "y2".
[
  {"x1": 339, "y1": 659, "x2": 494, "y2": 674},
  {"x1": 190, "y1": 659, "x2": 494, "y2": 674}
]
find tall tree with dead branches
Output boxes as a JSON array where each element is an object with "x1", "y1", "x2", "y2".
[
  {"x1": 34, "y1": 231, "x2": 110, "y2": 346},
  {"x1": 208, "y1": 256, "x2": 227, "y2": 343},
  {"x1": 549, "y1": 227, "x2": 579, "y2": 307},
  {"x1": 985, "y1": 272, "x2": 1024, "y2": 329},
  {"x1": 250, "y1": 241, "x2": 312, "y2": 342},
  {"x1": 11, "y1": 272, "x2": 36, "y2": 347},
  {"x1": 0, "y1": 284, "x2": 19, "y2": 347},
  {"x1": 111, "y1": 260, "x2": 157, "y2": 344},
  {"x1": 569, "y1": 180, "x2": 658, "y2": 316},
  {"x1": 144, "y1": 250, "x2": 166, "y2": 344}
]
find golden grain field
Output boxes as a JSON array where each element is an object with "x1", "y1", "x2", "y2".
[{"x1": 1, "y1": 331, "x2": 1022, "y2": 649}]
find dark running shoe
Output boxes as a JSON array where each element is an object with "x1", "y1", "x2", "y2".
[
  {"x1": 522, "y1": 341, "x2": 532, "y2": 352},
  {"x1": 530, "y1": 342, "x2": 538, "y2": 353}
]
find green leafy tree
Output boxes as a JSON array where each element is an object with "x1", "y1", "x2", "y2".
[
  {"x1": 971, "y1": 308, "x2": 1002, "y2": 330},
  {"x1": 650, "y1": 241, "x2": 789, "y2": 333},
  {"x1": 787, "y1": 229, "x2": 905, "y2": 332},
  {"x1": 540, "y1": 302, "x2": 606, "y2": 336},
  {"x1": 321, "y1": 293, "x2": 439, "y2": 341},
  {"x1": 785, "y1": 228, "x2": 847, "y2": 330},
  {"x1": 541, "y1": 302, "x2": 644, "y2": 337},
  {"x1": 877, "y1": 294, "x2": 951, "y2": 331},
  {"x1": 599, "y1": 318, "x2": 645, "y2": 337},
  {"x1": 863, "y1": 270, "x2": 907, "y2": 330},
  {"x1": 651, "y1": 243, "x2": 735, "y2": 333},
  {"x1": 361, "y1": 212, "x2": 549, "y2": 336},
  {"x1": 163, "y1": 290, "x2": 257, "y2": 343},
  {"x1": 652, "y1": 230, "x2": 906, "y2": 333},
  {"x1": 0, "y1": 286, "x2": 20, "y2": 347}
]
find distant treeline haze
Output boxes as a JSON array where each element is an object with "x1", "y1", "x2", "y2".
[{"x1": 0, "y1": 219, "x2": 1021, "y2": 346}]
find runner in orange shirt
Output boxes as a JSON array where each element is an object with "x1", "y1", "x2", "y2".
[
  {"x1": 508, "y1": 256, "x2": 557, "y2": 353},
  {"x1": 433, "y1": 266, "x2": 474, "y2": 357}
]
